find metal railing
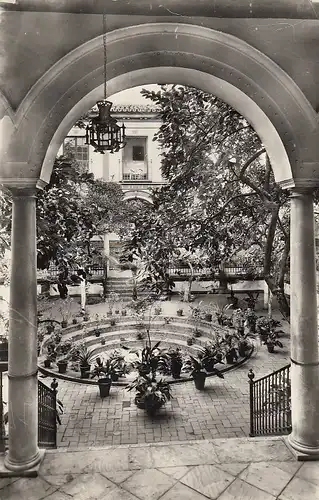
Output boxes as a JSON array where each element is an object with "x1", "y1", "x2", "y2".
[
  {"x1": 38, "y1": 378, "x2": 60, "y2": 449},
  {"x1": 0, "y1": 376, "x2": 61, "y2": 451},
  {"x1": 168, "y1": 265, "x2": 264, "y2": 277},
  {"x1": 248, "y1": 364, "x2": 291, "y2": 437}
]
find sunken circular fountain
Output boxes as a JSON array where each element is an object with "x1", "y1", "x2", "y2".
[{"x1": 38, "y1": 313, "x2": 255, "y2": 385}]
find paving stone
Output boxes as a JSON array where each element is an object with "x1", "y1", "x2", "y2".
[
  {"x1": 60, "y1": 472, "x2": 115, "y2": 499},
  {"x1": 180, "y1": 464, "x2": 234, "y2": 499},
  {"x1": 83, "y1": 447, "x2": 130, "y2": 473},
  {"x1": 160, "y1": 482, "x2": 211, "y2": 500},
  {"x1": 218, "y1": 478, "x2": 276, "y2": 500},
  {"x1": 215, "y1": 463, "x2": 249, "y2": 477},
  {"x1": 0, "y1": 478, "x2": 19, "y2": 490},
  {"x1": 41, "y1": 474, "x2": 75, "y2": 487},
  {"x1": 103, "y1": 470, "x2": 135, "y2": 484},
  {"x1": 0, "y1": 477, "x2": 56, "y2": 500},
  {"x1": 122, "y1": 468, "x2": 176, "y2": 500},
  {"x1": 159, "y1": 466, "x2": 191, "y2": 480},
  {"x1": 296, "y1": 461, "x2": 319, "y2": 486},
  {"x1": 279, "y1": 475, "x2": 319, "y2": 500},
  {"x1": 128, "y1": 446, "x2": 155, "y2": 469},
  {"x1": 40, "y1": 492, "x2": 70, "y2": 500},
  {"x1": 151, "y1": 442, "x2": 219, "y2": 467},
  {"x1": 213, "y1": 438, "x2": 294, "y2": 463},
  {"x1": 239, "y1": 462, "x2": 295, "y2": 496}
]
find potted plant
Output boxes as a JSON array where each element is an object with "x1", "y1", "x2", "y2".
[
  {"x1": 110, "y1": 318, "x2": 117, "y2": 327},
  {"x1": 109, "y1": 349, "x2": 130, "y2": 379},
  {"x1": 91, "y1": 356, "x2": 120, "y2": 398},
  {"x1": 121, "y1": 309, "x2": 127, "y2": 316},
  {"x1": 127, "y1": 375, "x2": 172, "y2": 415},
  {"x1": 187, "y1": 337, "x2": 194, "y2": 346},
  {"x1": 130, "y1": 339, "x2": 169, "y2": 378},
  {"x1": 168, "y1": 348, "x2": 183, "y2": 379},
  {"x1": 198, "y1": 344, "x2": 225, "y2": 371},
  {"x1": 264, "y1": 332, "x2": 284, "y2": 353},
  {"x1": 154, "y1": 306, "x2": 162, "y2": 315},
  {"x1": 223, "y1": 333, "x2": 239, "y2": 364},
  {"x1": 101, "y1": 338, "x2": 106, "y2": 345},
  {"x1": 94, "y1": 329, "x2": 101, "y2": 337},
  {"x1": 43, "y1": 353, "x2": 54, "y2": 369},
  {"x1": 184, "y1": 355, "x2": 224, "y2": 390},
  {"x1": 76, "y1": 345, "x2": 95, "y2": 378},
  {"x1": 57, "y1": 358, "x2": 68, "y2": 374},
  {"x1": 176, "y1": 308, "x2": 184, "y2": 317},
  {"x1": 46, "y1": 322, "x2": 55, "y2": 335},
  {"x1": 244, "y1": 308, "x2": 257, "y2": 334}
]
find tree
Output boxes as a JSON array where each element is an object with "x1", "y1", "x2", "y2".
[
  {"x1": 124, "y1": 85, "x2": 291, "y2": 319},
  {"x1": 1, "y1": 151, "x2": 131, "y2": 297}
]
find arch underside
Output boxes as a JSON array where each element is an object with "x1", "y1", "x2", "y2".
[{"x1": 2, "y1": 23, "x2": 319, "y2": 189}]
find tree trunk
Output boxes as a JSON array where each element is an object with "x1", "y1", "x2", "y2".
[{"x1": 263, "y1": 206, "x2": 290, "y2": 321}]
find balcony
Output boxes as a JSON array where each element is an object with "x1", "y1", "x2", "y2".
[{"x1": 122, "y1": 173, "x2": 148, "y2": 181}]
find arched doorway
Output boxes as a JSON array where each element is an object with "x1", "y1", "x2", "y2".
[{"x1": 2, "y1": 23, "x2": 319, "y2": 472}]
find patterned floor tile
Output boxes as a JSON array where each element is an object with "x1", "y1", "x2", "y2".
[
  {"x1": 160, "y1": 482, "x2": 213, "y2": 500},
  {"x1": 279, "y1": 475, "x2": 319, "y2": 500},
  {"x1": 122, "y1": 468, "x2": 176, "y2": 500},
  {"x1": 239, "y1": 462, "x2": 295, "y2": 496},
  {"x1": 159, "y1": 466, "x2": 191, "y2": 480},
  {"x1": 59, "y1": 472, "x2": 115, "y2": 499},
  {"x1": 180, "y1": 464, "x2": 234, "y2": 499},
  {"x1": 218, "y1": 478, "x2": 276, "y2": 500},
  {"x1": 296, "y1": 462, "x2": 319, "y2": 486},
  {"x1": 0, "y1": 477, "x2": 56, "y2": 500}
]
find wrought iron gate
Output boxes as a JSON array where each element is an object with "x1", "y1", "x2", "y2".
[
  {"x1": 248, "y1": 364, "x2": 291, "y2": 437},
  {"x1": 38, "y1": 378, "x2": 60, "y2": 449}
]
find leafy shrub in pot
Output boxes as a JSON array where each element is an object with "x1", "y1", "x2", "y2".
[
  {"x1": 168, "y1": 348, "x2": 183, "y2": 379},
  {"x1": 184, "y1": 355, "x2": 224, "y2": 390},
  {"x1": 91, "y1": 356, "x2": 121, "y2": 398},
  {"x1": 127, "y1": 375, "x2": 172, "y2": 415}
]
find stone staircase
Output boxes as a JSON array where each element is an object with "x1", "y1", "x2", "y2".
[{"x1": 104, "y1": 277, "x2": 153, "y2": 300}]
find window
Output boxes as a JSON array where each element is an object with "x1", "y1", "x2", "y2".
[
  {"x1": 132, "y1": 145, "x2": 145, "y2": 162},
  {"x1": 122, "y1": 137, "x2": 148, "y2": 181},
  {"x1": 63, "y1": 136, "x2": 89, "y2": 173}
]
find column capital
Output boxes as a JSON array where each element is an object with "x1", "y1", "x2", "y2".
[
  {"x1": 289, "y1": 187, "x2": 315, "y2": 199},
  {"x1": 0, "y1": 178, "x2": 48, "y2": 198}
]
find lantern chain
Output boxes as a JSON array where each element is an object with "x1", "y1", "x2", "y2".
[{"x1": 103, "y1": 13, "x2": 107, "y2": 100}]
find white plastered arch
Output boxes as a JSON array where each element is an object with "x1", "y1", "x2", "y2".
[{"x1": 3, "y1": 23, "x2": 319, "y2": 188}]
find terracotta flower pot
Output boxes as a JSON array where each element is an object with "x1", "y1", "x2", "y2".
[{"x1": 267, "y1": 344, "x2": 275, "y2": 353}]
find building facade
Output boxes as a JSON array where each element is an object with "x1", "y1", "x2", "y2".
[{"x1": 61, "y1": 104, "x2": 166, "y2": 275}]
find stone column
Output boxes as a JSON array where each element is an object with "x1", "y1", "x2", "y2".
[
  {"x1": 288, "y1": 188, "x2": 319, "y2": 457},
  {"x1": 4, "y1": 188, "x2": 41, "y2": 472}
]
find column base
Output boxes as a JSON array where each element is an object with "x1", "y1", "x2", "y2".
[
  {"x1": 3, "y1": 449, "x2": 44, "y2": 476},
  {"x1": 286, "y1": 435, "x2": 319, "y2": 461}
]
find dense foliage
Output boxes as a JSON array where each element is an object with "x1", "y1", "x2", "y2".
[{"x1": 124, "y1": 85, "x2": 291, "y2": 318}]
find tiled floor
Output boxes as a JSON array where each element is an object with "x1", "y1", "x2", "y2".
[
  {"x1": 39, "y1": 298, "x2": 292, "y2": 448},
  {"x1": 1, "y1": 437, "x2": 319, "y2": 500},
  {"x1": 52, "y1": 332, "x2": 290, "y2": 447}
]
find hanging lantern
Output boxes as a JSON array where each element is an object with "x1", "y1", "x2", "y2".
[
  {"x1": 86, "y1": 100, "x2": 126, "y2": 154},
  {"x1": 85, "y1": 15, "x2": 126, "y2": 154}
]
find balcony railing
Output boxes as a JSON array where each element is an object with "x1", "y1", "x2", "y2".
[{"x1": 122, "y1": 173, "x2": 148, "y2": 181}]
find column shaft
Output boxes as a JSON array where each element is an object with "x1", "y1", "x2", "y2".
[
  {"x1": 288, "y1": 189, "x2": 319, "y2": 456},
  {"x1": 4, "y1": 192, "x2": 41, "y2": 471}
]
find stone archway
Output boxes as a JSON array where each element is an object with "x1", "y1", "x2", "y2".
[
  {"x1": 2, "y1": 23, "x2": 319, "y2": 189},
  {"x1": 2, "y1": 22, "x2": 319, "y2": 473}
]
